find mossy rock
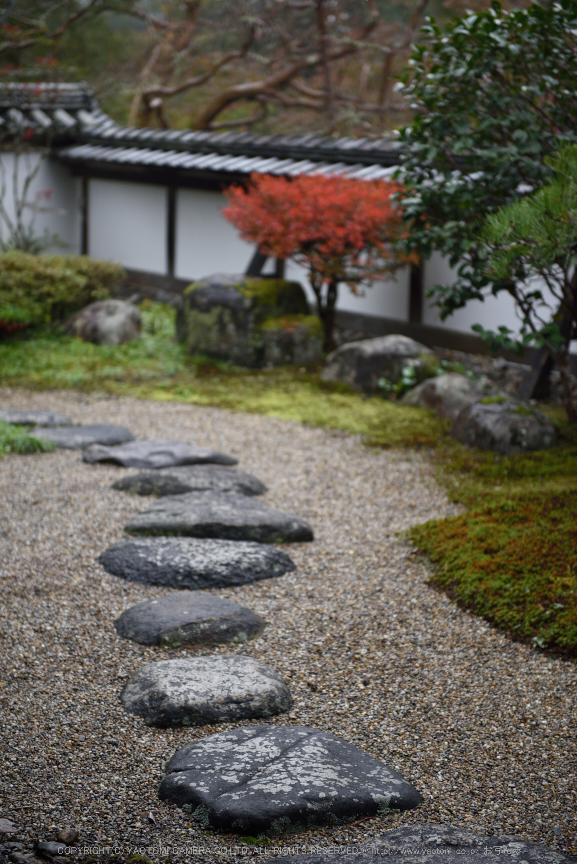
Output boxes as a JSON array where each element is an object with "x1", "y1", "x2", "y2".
[
  {"x1": 179, "y1": 274, "x2": 312, "y2": 367},
  {"x1": 260, "y1": 315, "x2": 323, "y2": 367}
]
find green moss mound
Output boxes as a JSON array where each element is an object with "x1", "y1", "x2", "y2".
[
  {"x1": 0, "y1": 420, "x2": 55, "y2": 457},
  {"x1": 260, "y1": 314, "x2": 322, "y2": 337},
  {"x1": 410, "y1": 491, "x2": 577, "y2": 654}
]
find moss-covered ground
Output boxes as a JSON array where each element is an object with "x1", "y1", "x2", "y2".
[{"x1": 1, "y1": 301, "x2": 576, "y2": 655}]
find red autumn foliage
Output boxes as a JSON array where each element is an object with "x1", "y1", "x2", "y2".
[{"x1": 223, "y1": 173, "x2": 413, "y2": 351}]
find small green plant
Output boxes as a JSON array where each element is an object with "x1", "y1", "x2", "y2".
[{"x1": 0, "y1": 420, "x2": 55, "y2": 456}]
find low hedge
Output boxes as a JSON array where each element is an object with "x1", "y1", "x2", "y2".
[{"x1": 0, "y1": 251, "x2": 125, "y2": 330}]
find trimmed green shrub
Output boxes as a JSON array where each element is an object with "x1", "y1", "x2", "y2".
[{"x1": 0, "y1": 251, "x2": 125, "y2": 329}]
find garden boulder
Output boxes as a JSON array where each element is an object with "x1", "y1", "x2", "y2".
[
  {"x1": 178, "y1": 273, "x2": 321, "y2": 367},
  {"x1": 451, "y1": 398, "x2": 557, "y2": 455},
  {"x1": 401, "y1": 372, "x2": 498, "y2": 420},
  {"x1": 66, "y1": 299, "x2": 141, "y2": 346},
  {"x1": 321, "y1": 334, "x2": 440, "y2": 395}
]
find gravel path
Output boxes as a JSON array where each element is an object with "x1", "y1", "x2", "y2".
[{"x1": 0, "y1": 389, "x2": 575, "y2": 863}]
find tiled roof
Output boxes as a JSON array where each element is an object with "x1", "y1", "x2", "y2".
[{"x1": 0, "y1": 82, "x2": 403, "y2": 180}]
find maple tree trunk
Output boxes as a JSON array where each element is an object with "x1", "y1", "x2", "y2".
[{"x1": 311, "y1": 276, "x2": 338, "y2": 354}]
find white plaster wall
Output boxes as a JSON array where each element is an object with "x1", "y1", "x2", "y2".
[
  {"x1": 285, "y1": 260, "x2": 410, "y2": 319},
  {"x1": 423, "y1": 251, "x2": 522, "y2": 335},
  {"x1": 175, "y1": 189, "x2": 253, "y2": 279},
  {"x1": 89, "y1": 179, "x2": 166, "y2": 273},
  {"x1": 0, "y1": 150, "x2": 80, "y2": 253}
]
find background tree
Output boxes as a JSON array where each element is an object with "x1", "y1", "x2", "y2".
[
  {"x1": 223, "y1": 173, "x2": 413, "y2": 352},
  {"x1": 479, "y1": 146, "x2": 577, "y2": 423},
  {"x1": 396, "y1": 0, "x2": 577, "y2": 343}
]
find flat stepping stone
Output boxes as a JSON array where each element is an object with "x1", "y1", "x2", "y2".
[
  {"x1": 0, "y1": 410, "x2": 72, "y2": 427},
  {"x1": 112, "y1": 464, "x2": 266, "y2": 497},
  {"x1": 121, "y1": 656, "x2": 291, "y2": 727},
  {"x1": 124, "y1": 491, "x2": 314, "y2": 543},
  {"x1": 272, "y1": 824, "x2": 577, "y2": 863},
  {"x1": 114, "y1": 591, "x2": 266, "y2": 646},
  {"x1": 98, "y1": 537, "x2": 296, "y2": 588},
  {"x1": 83, "y1": 439, "x2": 237, "y2": 468},
  {"x1": 159, "y1": 726, "x2": 422, "y2": 833},
  {"x1": 29, "y1": 424, "x2": 134, "y2": 450}
]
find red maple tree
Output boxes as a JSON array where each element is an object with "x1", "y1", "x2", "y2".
[{"x1": 223, "y1": 173, "x2": 413, "y2": 352}]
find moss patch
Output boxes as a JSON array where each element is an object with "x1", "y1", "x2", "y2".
[{"x1": 410, "y1": 491, "x2": 577, "y2": 654}]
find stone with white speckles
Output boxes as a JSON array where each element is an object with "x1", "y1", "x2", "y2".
[
  {"x1": 121, "y1": 656, "x2": 292, "y2": 727},
  {"x1": 112, "y1": 464, "x2": 266, "y2": 497},
  {"x1": 0, "y1": 409, "x2": 72, "y2": 427},
  {"x1": 83, "y1": 439, "x2": 237, "y2": 468},
  {"x1": 98, "y1": 537, "x2": 295, "y2": 588},
  {"x1": 271, "y1": 824, "x2": 577, "y2": 863},
  {"x1": 114, "y1": 591, "x2": 266, "y2": 647},
  {"x1": 124, "y1": 491, "x2": 314, "y2": 543},
  {"x1": 158, "y1": 725, "x2": 422, "y2": 833}
]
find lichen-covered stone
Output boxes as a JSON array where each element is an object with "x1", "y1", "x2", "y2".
[
  {"x1": 112, "y1": 464, "x2": 266, "y2": 497},
  {"x1": 29, "y1": 424, "x2": 134, "y2": 450},
  {"x1": 272, "y1": 824, "x2": 577, "y2": 864},
  {"x1": 120, "y1": 656, "x2": 292, "y2": 727},
  {"x1": 159, "y1": 726, "x2": 422, "y2": 832},
  {"x1": 451, "y1": 398, "x2": 557, "y2": 455},
  {"x1": 322, "y1": 335, "x2": 440, "y2": 395},
  {"x1": 401, "y1": 373, "x2": 499, "y2": 420},
  {"x1": 66, "y1": 299, "x2": 141, "y2": 346},
  {"x1": 179, "y1": 273, "x2": 316, "y2": 367},
  {"x1": 114, "y1": 591, "x2": 266, "y2": 646},
  {"x1": 124, "y1": 491, "x2": 314, "y2": 543},
  {"x1": 83, "y1": 440, "x2": 237, "y2": 468},
  {"x1": 98, "y1": 537, "x2": 296, "y2": 588}
]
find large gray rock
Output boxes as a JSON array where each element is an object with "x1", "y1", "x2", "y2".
[
  {"x1": 29, "y1": 424, "x2": 134, "y2": 450},
  {"x1": 179, "y1": 273, "x2": 318, "y2": 368},
  {"x1": 66, "y1": 299, "x2": 141, "y2": 346},
  {"x1": 114, "y1": 591, "x2": 266, "y2": 647},
  {"x1": 451, "y1": 398, "x2": 557, "y2": 455},
  {"x1": 272, "y1": 824, "x2": 576, "y2": 864},
  {"x1": 83, "y1": 440, "x2": 237, "y2": 468},
  {"x1": 125, "y1": 491, "x2": 314, "y2": 543},
  {"x1": 112, "y1": 464, "x2": 266, "y2": 497},
  {"x1": 159, "y1": 726, "x2": 422, "y2": 832},
  {"x1": 98, "y1": 537, "x2": 296, "y2": 588},
  {"x1": 120, "y1": 656, "x2": 292, "y2": 727},
  {"x1": 321, "y1": 334, "x2": 441, "y2": 395},
  {"x1": 0, "y1": 410, "x2": 71, "y2": 427},
  {"x1": 401, "y1": 373, "x2": 498, "y2": 420}
]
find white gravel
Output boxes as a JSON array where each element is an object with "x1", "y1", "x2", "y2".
[{"x1": 0, "y1": 389, "x2": 576, "y2": 863}]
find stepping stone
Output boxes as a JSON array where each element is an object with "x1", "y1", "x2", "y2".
[
  {"x1": 29, "y1": 424, "x2": 134, "y2": 450},
  {"x1": 272, "y1": 824, "x2": 577, "y2": 863},
  {"x1": 121, "y1": 656, "x2": 292, "y2": 727},
  {"x1": 98, "y1": 537, "x2": 296, "y2": 588},
  {"x1": 124, "y1": 491, "x2": 314, "y2": 543},
  {"x1": 159, "y1": 726, "x2": 422, "y2": 833},
  {"x1": 0, "y1": 410, "x2": 72, "y2": 427},
  {"x1": 83, "y1": 439, "x2": 237, "y2": 468},
  {"x1": 114, "y1": 591, "x2": 266, "y2": 647},
  {"x1": 112, "y1": 464, "x2": 266, "y2": 497}
]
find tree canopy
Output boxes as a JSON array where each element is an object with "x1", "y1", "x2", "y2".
[
  {"x1": 223, "y1": 173, "x2": 412, "y2": 351},
  {"x1": 397, "y1": 0, "x2": 577, "y2": 324}
]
